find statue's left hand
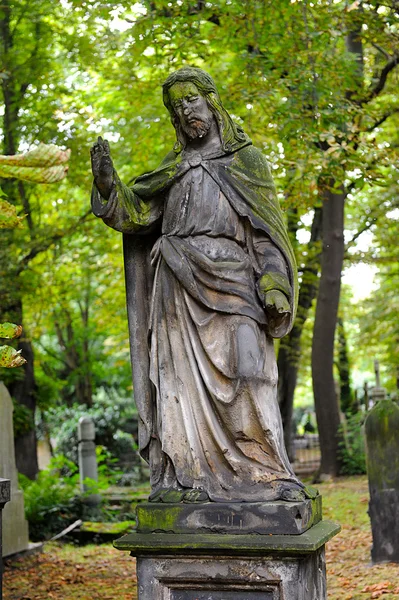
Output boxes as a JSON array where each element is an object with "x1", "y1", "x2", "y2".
[{"x1": 264, "y1": 290, "x2": 291, "y2": 319}]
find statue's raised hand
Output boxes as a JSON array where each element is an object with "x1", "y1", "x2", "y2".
[{"x1": 90, "y1": 136, "x2": 114, "y2": 200}]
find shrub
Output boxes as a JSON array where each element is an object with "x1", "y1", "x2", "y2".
[
  {"x1": 19, "y1": 455, "x2": 82, "y2": 541},
  {"x1": 44, "y1": 396, "x2": 137, "y2": 466},
  {"x1": 338, "y1": 412, "x2": 367, "y2": 475}
]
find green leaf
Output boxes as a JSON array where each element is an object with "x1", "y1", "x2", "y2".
[
  {"x1": 0, "y1": 345, "x2": 27, "y2": 368},
  {"x1": 0, "y1": 322, "x2": 23, "y2": 339},
  {"x1": 0, "y1": 144, "x2": 71, "y2": 183},
  {"x1": 0, "y1": 198, "x2": 24, "y2": 229}
]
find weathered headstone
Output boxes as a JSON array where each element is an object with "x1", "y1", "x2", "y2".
[
  {"x1": 0, "y1": 382, "x2": 29, "y2": 557},
  {"x1": 0, "y1": 478, "x2": 11, "y2": 600},
  {"x1": 78, "y1": 416, "x2": 100, "y2": 506},
  {"x1": 365, "y1": 362, "x2": 399, "y2": 563}
]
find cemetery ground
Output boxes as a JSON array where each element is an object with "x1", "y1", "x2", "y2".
[{"x1": 3, "y1": 476, "x2": 399, "y2": 600}]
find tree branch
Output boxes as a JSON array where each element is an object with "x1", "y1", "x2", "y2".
[
  {"x1": 363, "y1": 53, "x2": 399, "y2": 104},
  {"x1": 37, "y1": 341, "x2": 70, "y2": 369},
  {"x1": 366, "y1": 108, "x2": 399, "y2": 132},
  {"x1": 17, "y1": 210, "x2": 92, "y2": 272},
  {"x1": 371, "y1": 42, "x2": 391, "y2": 60},
  {"x1": 345, "y1": 198, "x2": 399, "y2": 250},
  {"x1": 345, "y1": 218, "x2": 378, "y2": 250}
]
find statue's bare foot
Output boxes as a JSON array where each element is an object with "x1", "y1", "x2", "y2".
[
  {"x1": 148, "y1": 488, "x2": 167, "y2": 502},
  {"x1": 149, "y1": 486, "x2": 209, "y2": 503},
  {"x1": 279, "y1": 483, "x2": 306, "y2": 502},
  {"x1": 160, "y1": 488, "x2": 187, "y2": 503},
  {"x1": 149, "y1": 487, "x2": 185, "y2": 503},
  {"x1": 182, "y1": 489, "x2": 209, "y2": 503}
]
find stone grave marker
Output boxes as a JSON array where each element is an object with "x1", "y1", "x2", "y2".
[
  {"x1": 0, "y1": 382, "x2": 29, "y2": 557},
  {"x1": 78, "y1": 416, "x2": 100, "y2": 506},
  {"x1": 365, "y1": 361, "x2": 399, "y2": 563},
  {"x1": 363, "y1": 381, "x2": 369, "y2": 411}
]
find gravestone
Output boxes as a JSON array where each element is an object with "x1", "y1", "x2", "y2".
[
  {"x1": 0, "y1": 382, "x2": 29, "y2": 557},
  {"x1": 365, "y1": 361, "x2": 399, "y2": 563},
  {"x1": 78, "y1": 416, "x2": 100, "y2": 506}
]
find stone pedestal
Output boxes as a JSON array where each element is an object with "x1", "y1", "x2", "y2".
[
  {"x1": 0, "y1": 383, "x2": 29, "y2": 557},
  {"x1": 1, "y1": 478, "x2": 11, "y2": 600},
  {"x1": 135, "y1": 497, "x2": 322, "y2": 535},
  {"x1": 114, "y1": 501, "x2": 339, "y2": 599}
]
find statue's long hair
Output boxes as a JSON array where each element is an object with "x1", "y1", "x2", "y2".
[{"x1": 162, "y1": 66, "x2": 250, "y2": 153}]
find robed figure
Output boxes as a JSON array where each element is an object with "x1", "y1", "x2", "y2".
[{"x1": 91, "y1": 67, "x2": 305, "y2": 503}]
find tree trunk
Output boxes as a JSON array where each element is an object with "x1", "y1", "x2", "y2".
[
  {"x1": 312, "y1": 185, "x2": 345, "y2": 478},
  {"x1": 1, "y1": 0, "x2": 39, "y2": 478},
  {"x1": 278, "y1": 206, "x2": 322, "y2": 458},
  {"x1": 336, "y1": 317, "x2": 353, "y2": 415},
  {"x1": 11, "y1": 337, "x2": 39, "y2": 479},
  {"x1": 2, "y1": 293, "x2": 39, "y2": 479}
]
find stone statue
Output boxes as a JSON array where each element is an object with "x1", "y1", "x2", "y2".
[{"x1": 91, "y1": 67, "x2": 306, "y2": 504}]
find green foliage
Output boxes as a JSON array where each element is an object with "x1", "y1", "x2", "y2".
[
  {"x1": 0, "y1": 345, "x2": 27, "y2": 368},
  {"x1": 19, "y1": 455, "x2": 82, "y2": 541},
  {"x1": 18, "y1": 451, "x2": 127, "y2": 540},
  {"x1": 0, "y1": 144, "x2": 70, "y2": 183},
  {"x1": 354, "y1": 214, "x2": 399, "y2": 390},
  {"x1": 0, "y1": 195, "x2": 24, "y2": 229},
  {"x1": 13, "y1": 398, "x2": 34, "y2": 437},
  {"x1": 45, "y1": 395, "x2": 137, "y2": 465},
  {"x1": 338, "y1": 412, "x2": 367, "y2": 475},
  {"x1": 0, "y1": 0, "x2": 398, "y2": 470},
  {"x1": 0, "y1": 322, "x2": 23, "y2": 338},
  {"x1": 0, "y1": 322, "x2": 26, "y2": 367}
]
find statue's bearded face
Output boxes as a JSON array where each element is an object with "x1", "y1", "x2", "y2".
[{"x1": 168, "y1": 82, "x2": 214, "y2": 141}]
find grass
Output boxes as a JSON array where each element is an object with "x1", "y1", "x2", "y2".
[
  {"x1": 319, "y1": 476, "x2": 399, "y2": 599},
  {"x1": 3, "y1": 476, "x2": 399, "y2": 599}
]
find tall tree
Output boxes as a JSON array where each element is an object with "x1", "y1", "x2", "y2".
[
  {"x1": 0, "y1": 0, "x2": 117, "y2": 475},
  {"x1": 312, "y1": 2, "x2": 399, "y2": 477},
  {"x1": 278, "y1": 206, "x2": 322, "y2": 458}
]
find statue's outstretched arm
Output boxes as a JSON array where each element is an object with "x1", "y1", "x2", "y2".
[{"x1": 90, "y1": 136, "x2": 163, "y2": 234}]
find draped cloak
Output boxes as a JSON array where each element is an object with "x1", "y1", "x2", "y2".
[{"x1": 92, "y1": 140, "x2": 302, "y2": 502}]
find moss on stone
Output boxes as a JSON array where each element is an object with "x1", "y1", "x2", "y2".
[
  {"x1": 137, "y1": 504, "x2": 183, "y2": 532},
  {"x1": 365, "y1": 399, "x2": 399, "y2": 491},
  {"x1": 114, "y1": 520, "x2": 341, "y2": 557}
]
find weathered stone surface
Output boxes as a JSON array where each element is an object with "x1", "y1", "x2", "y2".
[
  {"x1": 365, "y1": 398, "x2": 399, "y2": 563},
  {"x1": 0, "y1": 479, "x2": 10, "y2": 507},
  {"x1": 136, "y1": 496, "x2": 322, "y2": 535},
  {"x1": 99, "y1": 67, "x2": 342, "y2": 599},
  {"x1": 170, "y1": 592, "x2": 270, "y2": 600},
  {"x1": 78, "y1": 416, "x2": 100, "y2": 506},
  {"x1": 91, "y1": 67, "x2": 306, "y2": 504},
  {"x1": 114, "y1": 520, "x2": 340, "y2": 556},
  {"x1": 122, "y1": 530, "x2": 334, "y2": 600},
  {"x1": 0, "y1": 383, "x2": 29, "y2": 557}
]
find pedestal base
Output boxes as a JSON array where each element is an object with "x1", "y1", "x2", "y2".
[
  {"x1": 136, "y1": 496, "x2": 322, "y2": 535},
  {"x1": 115, "y1": 521, "x2": 340, "y2": 600}
]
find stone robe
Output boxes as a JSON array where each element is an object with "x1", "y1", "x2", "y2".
[{"x1": 92, "y1": 143, "x2": 302, "y2": 502}]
